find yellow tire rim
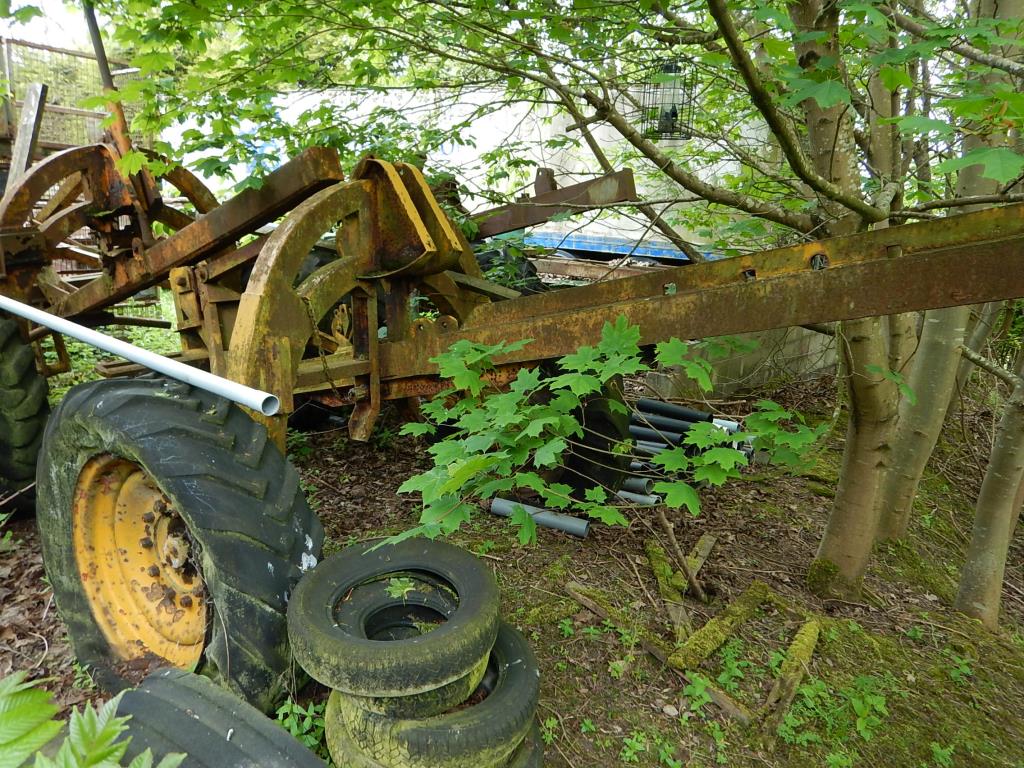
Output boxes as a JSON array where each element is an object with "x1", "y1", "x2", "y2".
[{"x1": 72, "y1": 454, "x2": 206, "y2": 669}]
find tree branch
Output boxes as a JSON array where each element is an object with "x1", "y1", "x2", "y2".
[
  {"x1": 959, "y1": 345, "x2": 1023, "y2": 388},
  {"x1": 889, "y1": 9, "x2": 1024, "y2": 78},
  {"x1": 705, "y1": 0, "x2": 887, "y2": 224},
  {"x1": 581, "y1": 89, "x2": 816, "y2": 233}
]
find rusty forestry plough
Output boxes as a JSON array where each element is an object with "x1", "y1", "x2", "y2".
[{"x1": 4, "y1": 29, "x2": 1024, "y2": 711}]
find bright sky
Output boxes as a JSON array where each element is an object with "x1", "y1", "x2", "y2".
[{"x1": 1, "y1": 0, "x2": 91, "y2": 49}]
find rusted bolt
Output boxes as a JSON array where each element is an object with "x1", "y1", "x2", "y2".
[
  {"x1": 147, "y1": 565, "x2": 160, "y2": 577},
  {"x1": 142, "y1": 511, "x2": 155, "y2": 523},
  {"x1": 180, "y1": 595, "x2": 193, "y2": 608},
  {"x1": 140, "y1": 537, "x2": 154, "y2": 549},
  {"x1": 153, "y1": 499, "x2": 168, "y2": 515}
]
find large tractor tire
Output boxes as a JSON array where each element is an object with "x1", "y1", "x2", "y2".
[
  {"x1": 36, "y1": 376, "x2": 323, "y2": 712},
  {"x1": 117, "y1": 668, "x2": 327, "y2": 767},
  {"x1": 0, "y1": 314, "x2": 48, "y2": 507}
]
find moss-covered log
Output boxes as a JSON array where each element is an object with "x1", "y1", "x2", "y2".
[
  {"x1": 761, "y1": 619, "x2": 820, "y2": 745},
  {"x1": 668, "y1": 581, "x2": 770, "y2": 671}
]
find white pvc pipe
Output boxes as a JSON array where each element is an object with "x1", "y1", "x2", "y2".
[{"x1": 0, "y1": 295, "x2": 280, "y2": 416}]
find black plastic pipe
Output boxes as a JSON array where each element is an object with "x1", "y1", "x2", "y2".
[
  {"x1": 631, "y1": 411, "x2": 696, "y2": 435},
  {"x1": 637, "y1": 398, "x2": 713, "y2": 423},
  {"x1": 630, "y1": 424, "x2": 683, "y2": 445}
]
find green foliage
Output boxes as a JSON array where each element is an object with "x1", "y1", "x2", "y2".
[
  {"x1": 394, "y1": 317, "x2": 820, "y2": 544},
  {"x1": 385, "y1": 576, "x2": 417, "y2": 600},
  {"x1": 0, "y1": 672, "x2": 185, "y2": 768},
  {"x1": 776, "y1": 674, "x2": 892, "y2": 756},
  {"x1": 540, "y1": 716, "x2": 558, "y2": 746},
  {"x1": 274, "y1": 700, "x2": 329, "y2": 761},
  {"x1": 0, "y1": 508, "x2": 15, "y2": 554},
  {"x1": 0, "y1": 671, "x2": 61, "y2": 768}
]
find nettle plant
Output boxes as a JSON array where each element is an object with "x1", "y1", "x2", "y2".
[{"x1": 396, "y1": 316, "x2": 822, "y2": 544}]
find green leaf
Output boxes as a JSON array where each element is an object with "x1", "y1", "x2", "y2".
[
  {"x1": 596, "y1": 316, "x2": 641, "y2": 358},
  {"x1": 654, "y1": 337, "x2": 690, "y2": 367},
  {"x1": 894, "y1": 115, "x2": 955, "y2": 137},
  {"x1": 701, "y1": 446, "x2": 748, "y2": 472},
  {"x1": 693, "y1": 462, "x2": 729, "y2": 486},
  {"x1": 654, "y1": 481, "x2": 701, "y2": 516},
  {"x1": 115, "y1": 150, "x2": 148, "y2": 177},
  {"x1": 878, "y1": 65, "x2": 912, "y2": 91},
  {"x1": 936, "y1": 147, "x2": 1024, "y2": 185},
  {"x1": 785, "y1": 78, "x2": 851, "y2": 109},
  {"x1": 534, "y1": 437, "x2": 567, "y2": 468},
  {"x1": 400, "y1": 422, "x2": 435, "y2": 437},
  {"x1": 510, "y1": 504, "x2": 538, "y2": 545},
  {"x1": 651, "y1": 446, "x2": 690, "y2": 473},
  {"x1": 585, "y1": 504, "x2": 629, "y2": 526}
]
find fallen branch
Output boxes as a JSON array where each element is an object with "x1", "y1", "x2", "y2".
[
  {"x1": 565, "y1": 581, "x2": 752, "y2": 724},
  {"x1": 761, "y1": 619, "x2": 821, "y2": 746},
  {"x1": 656, "y1": 507, "x2": 707, "y2": 602}
]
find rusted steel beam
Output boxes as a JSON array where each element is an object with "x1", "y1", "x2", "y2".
[
  {"x1": 54, "y1": 147, "x2": 345, "y2": 317},
  {"x1": 372, "y1": 203, "x2": 1024, "y2": 381},
  {"x1": 531, "y1": 256, "x2": 663, "y2": 281},
  {"x1": 472, "y1": 169, "x2": 637, "y2": 238}
]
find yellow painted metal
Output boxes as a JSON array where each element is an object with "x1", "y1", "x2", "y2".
[{"x1": 72, "y1": 455, "x2": 205, "y2": 669}]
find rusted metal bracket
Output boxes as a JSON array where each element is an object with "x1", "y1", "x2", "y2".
[
  {"x1": 348, "y1": 281, "x2": 381, "y2": 440},
  {"x1": 54, "y1": 147, "x2": 345, "y2": 317},
  {"x1": 472, "y1": 169, "x2": 637, "y2": 238}
]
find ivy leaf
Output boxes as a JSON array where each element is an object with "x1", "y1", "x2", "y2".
[
  {"x1": 654, "y1": 481, "x2": 701, "y2": 516},
  {"x1": 510, "y1": 504, "x2": 538, "y2": 545}
]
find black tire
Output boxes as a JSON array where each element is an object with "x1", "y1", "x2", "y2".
[
  {"x1": 288, "y1": 538, "x2": 500, "y2": 697},
  {"x1": 508, "y1": 722, "x2": 544, "y2": 768},
  {"x1": 560, "y1": 379, "x2": 631, "y2": 496},
  {"x1": 329, "y1": 622, "x2": 540, "y2": 768},
  {"x1": 336, "y1": 574, "x2": 489, "y2": 718},
  {"x1": 0, "y1": 314, "x2": 48, "y2": 506},
  {"x1": 117, "y1": 668, "x2": 326, "y2": 767},
  {"x1": 37, "y1": 376, "x2": 324, "y2": 712}
]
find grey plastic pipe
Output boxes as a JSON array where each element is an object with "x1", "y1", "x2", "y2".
[
  {"x1": 616, "y1": 490, "x2": 662, "y2": 506},
  {"x1": 622, "y1": 476, "x2": 654, "y2": 495},
  {"x1": 489, "y1": 498, "x2": 590, "y2": 538},
  {"x1": 0, "y1": 294, "x2": 280, "y2": 416}
]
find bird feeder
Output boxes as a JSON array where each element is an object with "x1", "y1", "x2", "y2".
[{"x1": 639, "y1": 60, "x2": 696, "y2": 140}]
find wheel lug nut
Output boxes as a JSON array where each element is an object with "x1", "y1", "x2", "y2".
[
  {"x1": 147, "y1": 565, "x2": 160, "y2": 577},
  {"x1": 142, "y1": 512, "x2": 155, "y2": 523},
  {"x1": 140, "y1": 537, "x2": 153, "y2": 549}
]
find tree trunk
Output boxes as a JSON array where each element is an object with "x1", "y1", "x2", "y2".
[
  {"x1": 877, "y1": 0, "x2": 1020, "y2": 540},
  {"x1": 877, "y1": 305, "x2": 971, "y2": 540},
  {"x1": 954, "y1": 352, "x2": 1024, "y2": 629},
  {"x1": 792, "y1": 0, "x2": 899, "y2": 597},
  {"x1": 812, "y1": 317, "x2": 898, "y2": 596},
  {"x1": 949, "y1": 301, "x2": 1004, "y2": 408}
]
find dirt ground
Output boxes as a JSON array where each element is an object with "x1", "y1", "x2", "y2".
[{"x1": 4, "y1": 375, "x2": 1024, "y2": 767}]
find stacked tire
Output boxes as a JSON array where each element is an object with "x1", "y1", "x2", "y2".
[{"x1": 287, "y1": 538, "x2": 543, "y2": 767}]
